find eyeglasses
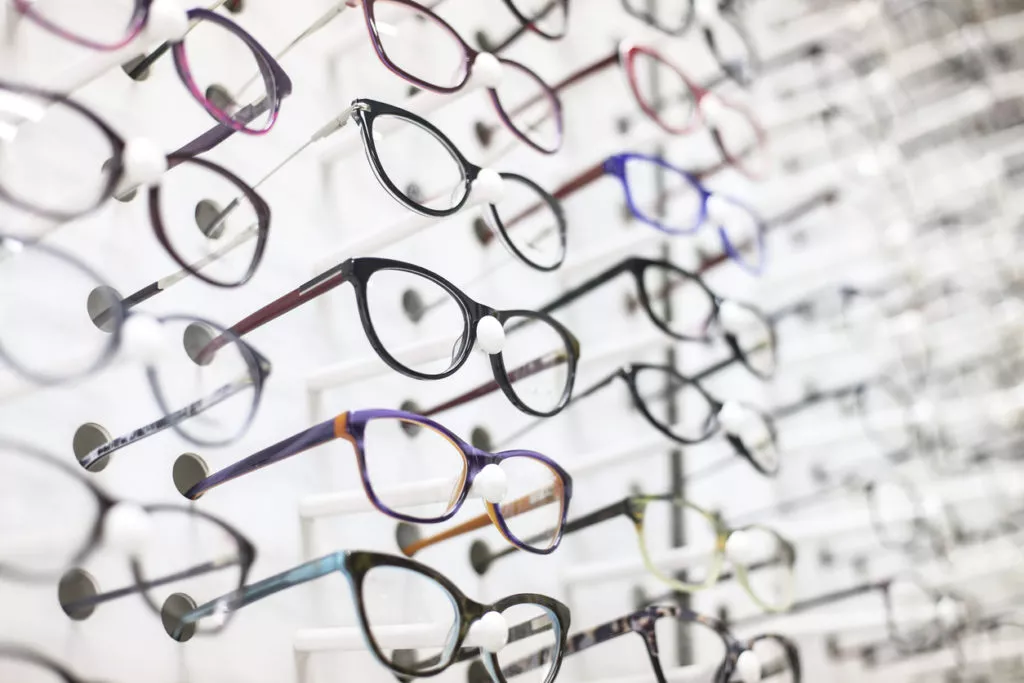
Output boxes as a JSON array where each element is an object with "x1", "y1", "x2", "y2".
[
  {"x1": 74, "y1": 315, "x2": 271, "y2": 473},
  {"x1": 164, "y1": 550, "x2": 571, "y2": 681},
  {"x1": 539, "y1": 257, "x2": 777, "y2": 376},
  {"x1": 13, "y1": 4, "x2": 291, "y2": 134},
  {"x1": 208, "y1": 256, "x2": 579, "y2": 415},
  {"x1": 177, "y1": 408, "x2": 572, "y2": 554},
  {"x1": 477, "y1": 42, "x2": 767, "y2": 177},
  {"x1": 0, "y1": 439, "x2": 255, "y2": 636},
  {"x1": 472, "y1": 494, "x2": 795, "y2": 612},
  {"x1": 467, "y1": 604, "x2": 798, "y2": 683}
]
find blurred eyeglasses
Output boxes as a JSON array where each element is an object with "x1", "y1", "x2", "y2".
[
  {"x1": 0, "y1": 439, "x2": 254, "y2": 639},
  {"x1": 466, "y1": 604, "x2": 799, "y2": 683}
]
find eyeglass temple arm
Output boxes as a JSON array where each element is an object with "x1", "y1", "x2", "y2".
[
  {"x1": 418, "y1": 347, "x2": 572, "y2": 419},
  {"x1": 766, "y1": 188, "x2": 840, "y2": 229},
  {"x1": 170, "y1": 553, "x2": 345, "y2": 640},
  {"x1": 399, "y1": 482, "x2": 564, "y2": 557},
  {"x1": 60, "y1": 554, "x2": 244, "y2": 615},
  {"x1": 78, "y1": 375, "x2": 255, "y2": 471},
  {"x1": 184, "y1": 416, "x2": 344, "y2": 499},
  {"x1": 733, "y1": 580, "x2": 889, "y2": 630},
  {"x1": 535, "y1": 258, "x2": 635, "y2": 317},
  {"x1": 479, "y1": 498, "x2": 632, "y2": 571},
  {"x1": 203, "y1": 260, "x2": 351, "y2": 358},
  {"x1": 769, "y1": 381, "x2": 867, "y2": 420},
  {"x1": 550, "y1": 51, "x2": 619, "y2": 94}
]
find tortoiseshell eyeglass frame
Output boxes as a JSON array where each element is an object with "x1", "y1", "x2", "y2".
[
  {"x1": 168, "y1": 550, "x2": 570, "y2": 683},
  {"x1": 468, "y1": 604, "x2": 752, "y2": 683}
]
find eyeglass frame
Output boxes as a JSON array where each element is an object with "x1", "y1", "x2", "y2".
[
  {"x1": 167, "y1": 549, "x2": 571, "y2": 683},
  {"x1": 211, "y1": 256, "x2": 580, "y2": 414},
  {"x1": 178, "y1": 408, "x2": 573, "y2": 555}
]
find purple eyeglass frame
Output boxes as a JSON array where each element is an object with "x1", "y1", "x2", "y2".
[
  {"x1": 181, "y1": 408, "x2": 573, "y2": 554},
  {"x1": 14, "y1": 2, "x2": 292, "y2": 137}
]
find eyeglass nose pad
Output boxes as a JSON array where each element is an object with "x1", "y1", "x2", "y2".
[
  {"x1": 468, "y1": 611, "x2": 509, "y2": 653},
  {"x1": 103, "y1": 502, "x2": 154, "y2": 557},
  {"x1": 735, "y1": 649, "x2": 762, "y2": 683},
  {"x1": 144, "y1": 0, "x2": 189, "y2": 42},
  {"x1": 476, "y1": 316, "x2": 506, "y2": 355},
  {"x1": 469, "y1": 52, "x2": 504, "y2": 89},
  {"x1": 470, "y1": 464, "x2": 507, "y2": 504}
]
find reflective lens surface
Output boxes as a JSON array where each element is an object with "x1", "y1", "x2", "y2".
[
  {"x1": 139, "y1": 508, "x2": 244, "y2": 634},
  {"x1": 633, "y1": 367, "x2": 718, "y2": 442},
  {"x1": 365, "y1": 267, "x2": 469, "y2": 376},
  {"x1": 653, "y1": 610, "x2": 728, "y2": 678},
  {"x1": 370, "y1": 114, "x2": 469, "y2": 212},
  {"x1": 0, "y1": 240, "x2": 121, "y2": 383},
  {"x1": 0, "y1": 89, "x2": 117, "y2": 218},
  {"x1": 638, "y1": 498, "x2": 721, "y2": 587},
  {"x1": 370, "y1": 0, "x2": 469, "y2": 90},
  {"x1": 627, "y1": 50, "x2": 697, "y2": 131},
  {"x1": 154, "y1": 159, "x2": 264, "y2": 286},
  {"x1": 496, "y1": 454, "x2": 565, "y2": 551},
  {"x1": 147, "y1": 317, "x2": 259, "y2": 446},
  {"x1": 0, "y1": 443, "x2": 99, "y2": 577},
  {"x1": 621, "y1": 156, "x2": 704, "y2": 233},
  {"x1": 487, "y1": 174, "x2": 565, "y2": 270},
  {"x1": 493, "y1": 60, "x2": 561, "y2": 153},
  {"x1": 361, "y1": 565, "x2": 459, "y2": 674},
  {"x1": 639, "y1": 265, "x2": 717, "y2": 339},
  {"x1": 179, "y1": 18, "x2": 277, "y2": 132},
  {"x1": 494, "y1": 602, "x2": 560, "y2": 683},
  {"x1": 501, "y1": 314, "x2": 572, "y2": 415},
  {"x1": 362, "y1": 416, "x2": 468, "y2": 521}
]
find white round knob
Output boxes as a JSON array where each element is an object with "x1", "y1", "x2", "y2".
[
  {"x1": 718, "y1": 300, "x2": 761, "y2": 336},
  {"x1": 718, "y1": 400, "x2": 751, "y2": 436},
  {"x1": 473, "y1": 53, "x2": 504, "y2": 89},
  {"x1": 476, "y1": 316, "x2": 506, "y2": 355},
  {"x1": 736, "y1": 649, "x2": 762, "y2": 683},
  {"x1": 123, "y1": 137, "x2": 168, "y2": 188},
  {"x1": 103, "y1": 503, "x2": 153, "y2": 556},
  {"x1": 473, "y1": 168, "x2": 505, "y2": 205},
  {"x1": 122, "y1": 315, "x2": 171, "y2": 366},
  {"x1": 144, "y1": 0, "x2": 190, "y2": 43},
  {"x1": 472, "y1": 464, "x2": 508, "y2": 504},
  {"x1": 470, "y1": 611, "x2": 509, "y2": 653},
  {"x1": 936, "y1": 596, "x2": 963, "y2": 630}
]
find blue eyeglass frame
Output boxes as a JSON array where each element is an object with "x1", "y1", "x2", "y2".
[{"x1": 602, "y1": 152, "x2": 767, "y2": 274}]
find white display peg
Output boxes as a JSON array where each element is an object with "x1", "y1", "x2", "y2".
[
  {"x1": 294, "y1": 613, "x2": 509, "y2": 653},
  {"x1": 717, "y1": 301, "x2": 764, "y2": 338},
  {"x1": 470, "y1": 464, "x2": 507, "y2": 504},
  {"x1": 312, "y1": 171, "x2": 504, "y2": 272},
  {"x1": 735, "y1": 650, "x2": 762, "y2": 683},
  {"x1": 115, "y1": 137, "x2": 168, "y2": 197},
  {"x1": 102, "y1": 503, "x2": 153, "y2": 557},
  {"x1": 318, "y1": 59, "x2": 503, "y2": 167},
  {"x1": 475, "y1": 317, "x2": 506, "y2": 355},
  {"x1": 717, "y1": 401, "x2": 752, "y2": 437}
]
